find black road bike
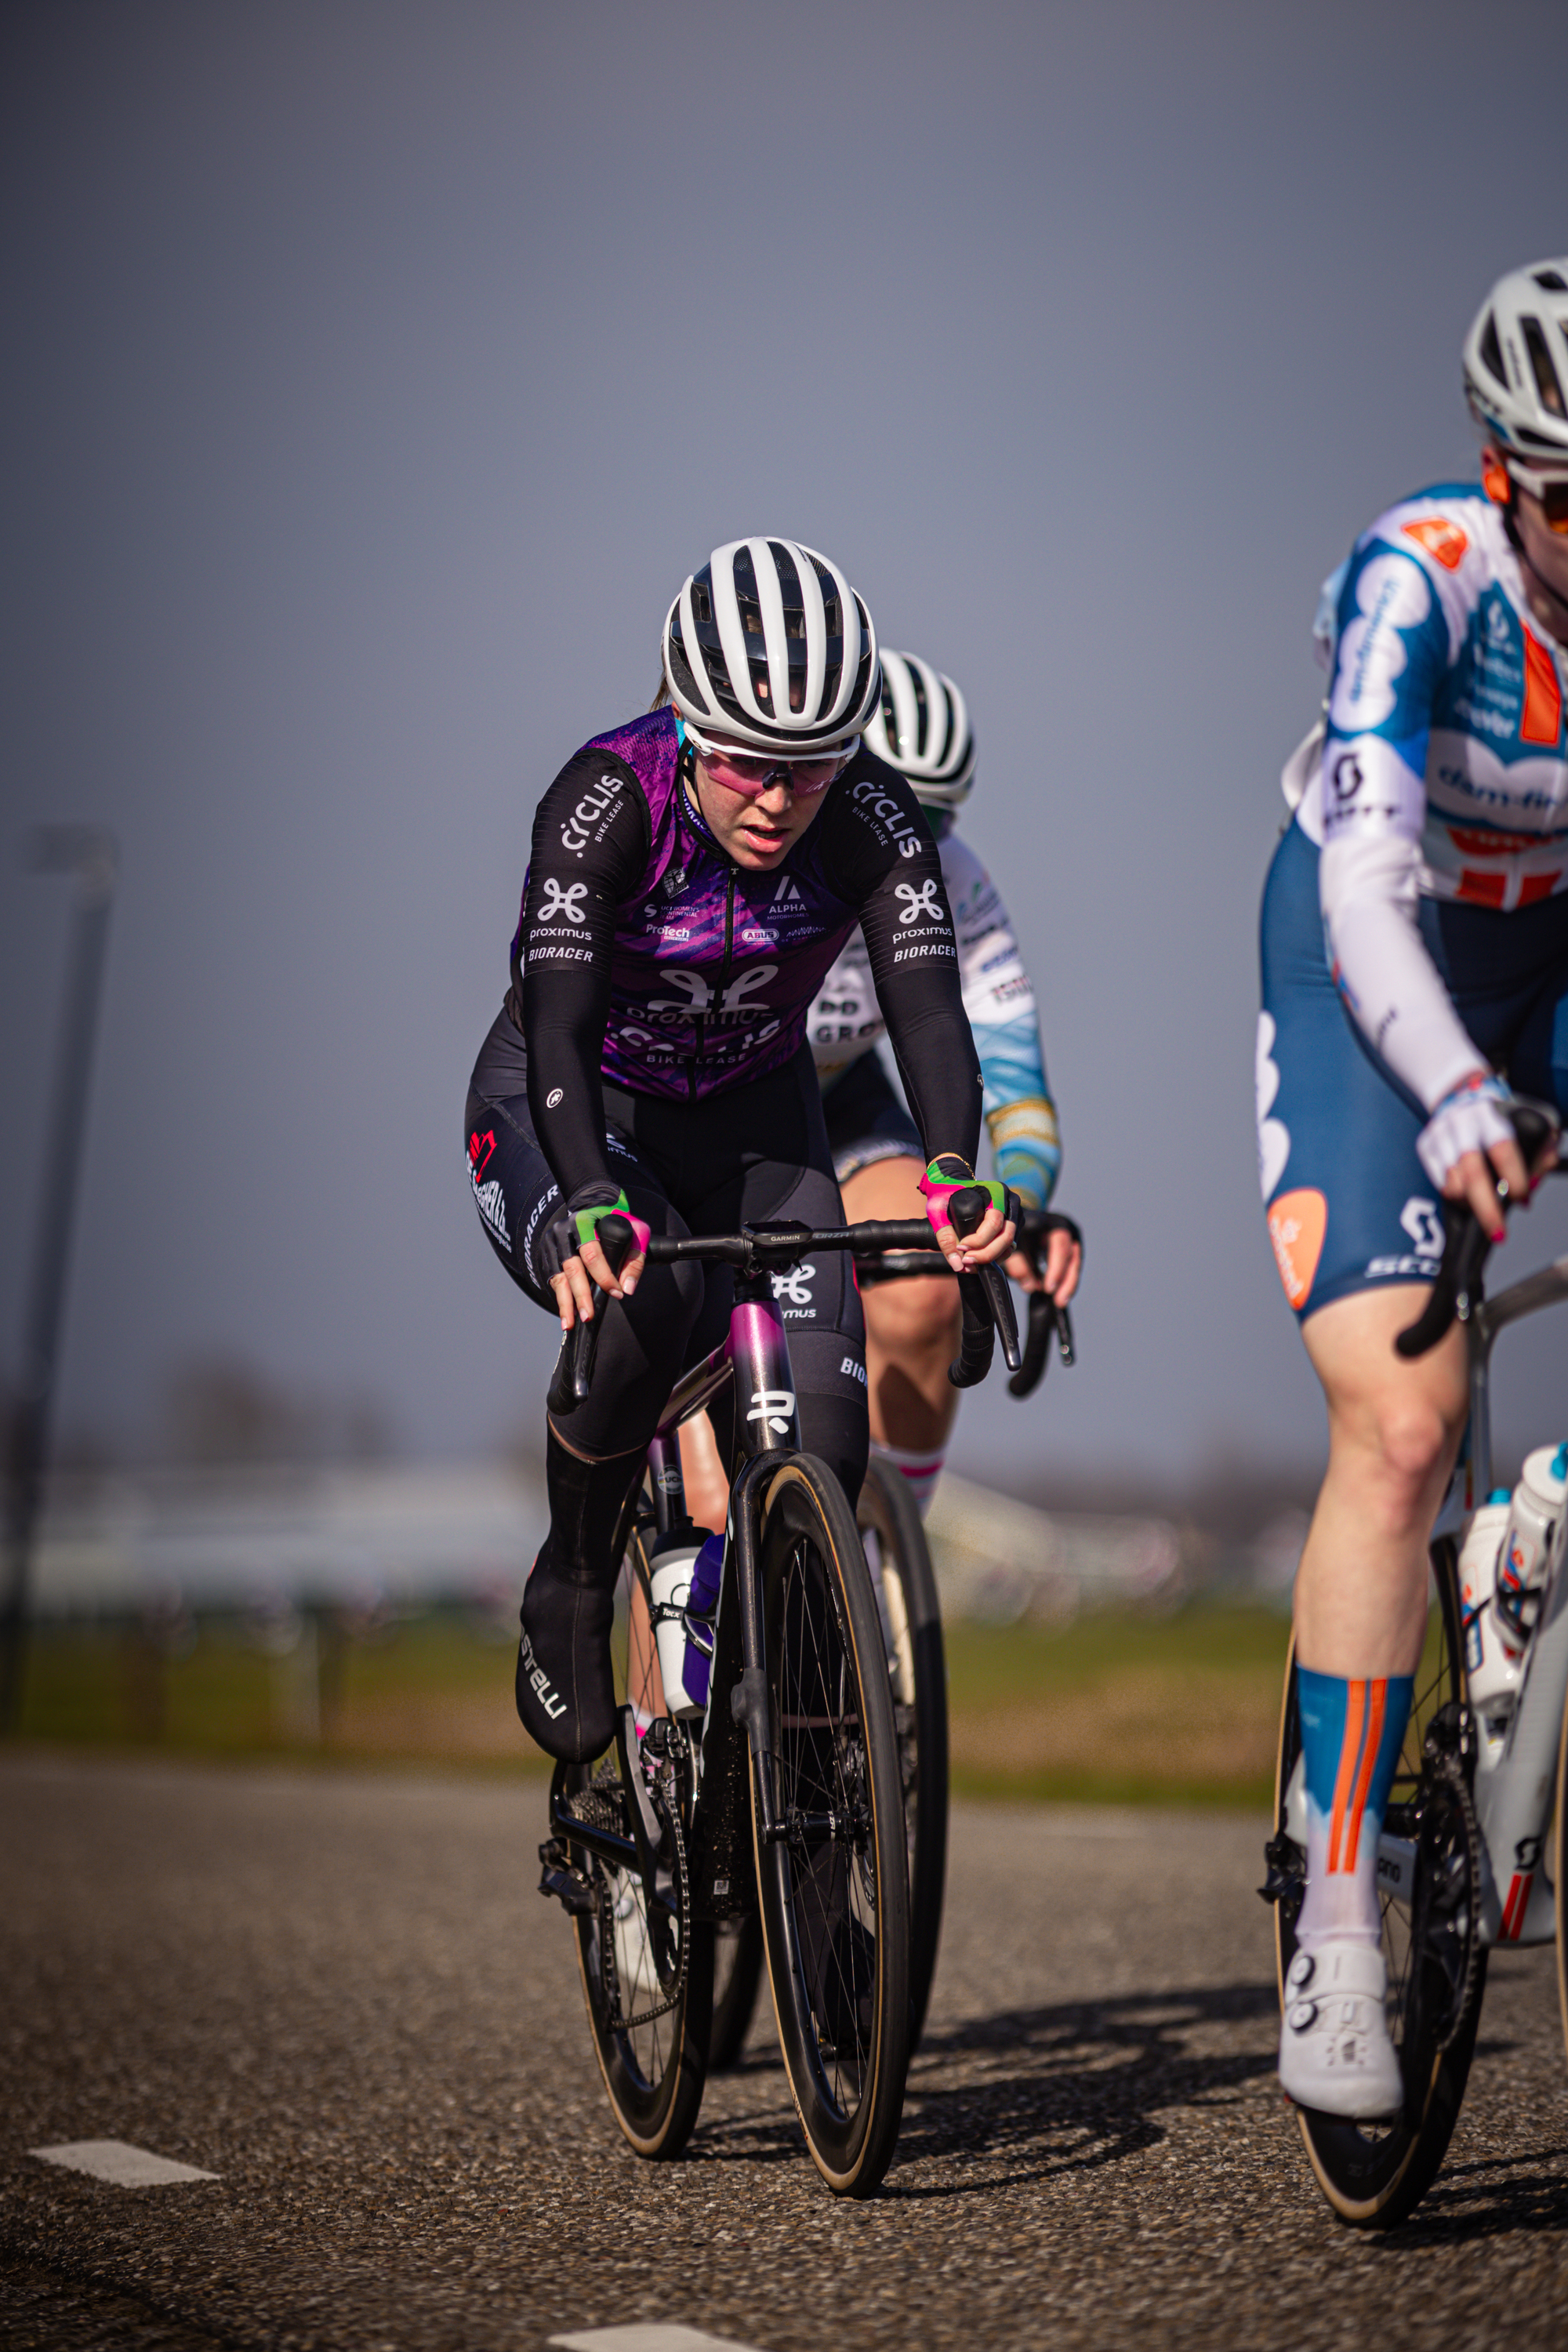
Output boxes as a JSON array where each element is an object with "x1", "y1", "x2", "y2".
[{"x1": 535, "y1": 1192, "x2": 1019, "y2": 2196}]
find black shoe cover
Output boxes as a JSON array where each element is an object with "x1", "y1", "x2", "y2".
[{"x1": 517, "y1": 1559, "x2": 617, "y2": 1762}]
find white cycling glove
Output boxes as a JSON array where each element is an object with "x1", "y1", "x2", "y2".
[{"x1": 1416, "y1": 1073, "x2": 1514, "y2": 1192}]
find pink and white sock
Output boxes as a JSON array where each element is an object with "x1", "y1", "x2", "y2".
[{"x1": 872, "y1": 1441, "x2": 946, "y2": 1522}]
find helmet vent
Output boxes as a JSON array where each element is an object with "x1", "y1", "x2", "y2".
[
  {"x1": 909, "y1": 665, "x2": 931, "y2": 756},
  {"x1": 1522, "y1": 317, "x2": 1566, "y2": 419},
  {"x1": 1479, "y1": 312, "x2": 1507, "y2": 387},
  {"x1": 666, "y1": 628, "x2": 709, "y2": 717},
  {"x1": 1531, "y1": 269, "x2": 1568, "y2": 292}
]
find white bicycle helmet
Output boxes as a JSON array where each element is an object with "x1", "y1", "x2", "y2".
[
  {"x1": 662, "y1": 538, "x2": 880, "y2": 753},
  {"x1": 1463, "y1": 258, "x2": 1568, "y2": 459},
  {"x1": 863, "y1": 648, "x2": 975, "y2": 808}
]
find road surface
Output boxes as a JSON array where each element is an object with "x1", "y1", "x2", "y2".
[{"x1": 3, "y1": 1753, "x2": 1566, "y2": 2350}]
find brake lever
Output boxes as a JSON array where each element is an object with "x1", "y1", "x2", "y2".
[
  {"x1": 945, "y1": 1187, "x2": 1022, "y2": 1385},
  {"x1": 1393, "y1": 1100, "x2": 1559, "y2": 1360},
  {"x1": 547, "y1": 1213, "x2": 637, "y2": 1414}
]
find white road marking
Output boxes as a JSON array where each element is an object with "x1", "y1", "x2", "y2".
[
  {"x1": 30, "y1": 2140, "x2": 219, "y2": 2187},
  {"x1": 549, "y1": 2329, "x2": 764, "y2": 2352}
]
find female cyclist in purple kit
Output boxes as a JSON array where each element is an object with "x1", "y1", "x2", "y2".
[{"x1": 466, "y1": 539, "x2": 1018, "y2": 1766}]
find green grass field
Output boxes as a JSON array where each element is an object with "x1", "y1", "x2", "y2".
[{"x1": 15, "y1": 1599, "x2": 1292, "y2": 1806}]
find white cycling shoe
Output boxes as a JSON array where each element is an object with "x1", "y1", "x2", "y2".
[{"x1": 1278, "y1": 1939, "x2": 1403, "y2": 2120}]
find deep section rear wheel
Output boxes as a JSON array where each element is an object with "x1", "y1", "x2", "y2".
[
  {"x1": 560, "y1": 1534, "x2": 712, "y2": 2159},
  {"x1": 750, "y1": 1454, "x2": 911, "y2": 2196},
  {"x1": 1269, "y1": 1536, "x2": 1485, "y2": 2227},
  {"x1": 857, "y1": 1453, "x2": 949, "y2": 2049}
]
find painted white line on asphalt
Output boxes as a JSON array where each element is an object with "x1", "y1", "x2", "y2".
[
  {"x1": 550, "y1": 2328, "x2": 764, "y2": 2352},
  {"x1": 31, "y1": 2140, "x2": 219, "y2": 2187}
]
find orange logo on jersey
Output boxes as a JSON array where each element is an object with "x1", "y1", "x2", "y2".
[
  {"x1": 1268, "y1": 1188, "x2": 1327, "y2": 1312},
  {"x1": 1401, "y1": 517, "x2": 1469, "y2": 571},
  {"x1": 1522, "y1": 627, "x2": 1563, "y2": 746}
]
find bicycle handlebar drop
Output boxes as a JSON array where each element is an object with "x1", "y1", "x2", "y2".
[
  {"x1": 1394, "y1": 1101, "x2": 1563, "y2": 1361},
  {"x1": 1007, "y1": 1210, "x2": 1080, "y2": 1399},
  {"x1": 945, "y1": 1187, "x2": 1021, "y2": 1388},
  {"x1": 547, "y1": 1212, "x2": 638, "y2": 1415}
]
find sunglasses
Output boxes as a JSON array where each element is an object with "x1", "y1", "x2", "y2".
[
  {"x1": 1504, "y1": 458, "x2": 1568, "y2": 534},
  {"x1": 681, "y1": 716, "x2": 858, "y2": 797}
]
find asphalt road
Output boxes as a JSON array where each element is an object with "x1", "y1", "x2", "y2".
[{"x1": 4, "y1": 1751, "x2": 1566, "y2": 2351}]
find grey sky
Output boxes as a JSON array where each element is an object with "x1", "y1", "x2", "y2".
[{"x1": 4, "y1": 0, "x2": 1566, "y2": 1489}]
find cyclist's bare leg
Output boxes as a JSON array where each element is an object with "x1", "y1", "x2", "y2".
[
  {"x1": 677, "y1": 1410, "x2": 729, "y2": 1537},
  {"x1": 627, "y1": 1581, "x2": 667, "y2": 1721},
  {"x1": 841, "y1": 1156, "x2": 962, "y2": 1454},
  {"x1": 1294, "y1": 1286, "x2": 1469, "y2": 1676},
  {"x1": 1278, "y1": 1283, "x2": 1468, "y2": 2114}
]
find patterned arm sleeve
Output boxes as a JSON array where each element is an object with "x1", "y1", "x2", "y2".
[{"x1": 943, "y1": 835, "x2": 1060, "y2": 1208}]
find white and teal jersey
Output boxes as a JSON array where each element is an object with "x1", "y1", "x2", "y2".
[
  {"x1": 1286, "y1": 481, "x2": 1568, "y2": 1114},
  {"x1": 808, "y1": 829, "x2": 1061, "y2": 1207},
  {"x1": 1299, "y1": 483, "x2": 1568, "y2": 906}
]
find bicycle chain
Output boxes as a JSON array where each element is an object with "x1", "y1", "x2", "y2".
[{"x1": 1425, "y1": 1749, "x2": 1483, "y2": 2054}]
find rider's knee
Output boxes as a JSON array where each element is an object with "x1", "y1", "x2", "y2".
[
  {"x1": 866, "y1": 1274, "x2": 960, "y2": 1359},
  {"x1": 1351, "y1": 1387, "x2": 1457, "y2": 1500}
]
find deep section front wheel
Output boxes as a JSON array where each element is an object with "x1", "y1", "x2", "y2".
[
  {"x1": 557, "y1": 1531, "x2": 713, "y2": 2161},
  {"x1": 749, "y1": 1453, "x2": 912, "y2": 2196},
  {"x1": 857, "y1": 1453, "x2": 949, "y2": 2049},
  {"x1": 1270, "y1": 1536, "x2": 1485, "y2": 2227}
]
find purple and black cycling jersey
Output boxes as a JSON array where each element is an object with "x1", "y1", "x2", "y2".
[{"x1": 497, "y1": 706, "x2": 982, "y2": 1206}]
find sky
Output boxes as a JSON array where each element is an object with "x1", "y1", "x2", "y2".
[{"x1": 3, "y1": 0, "x2": 1567, "y2": 1492}]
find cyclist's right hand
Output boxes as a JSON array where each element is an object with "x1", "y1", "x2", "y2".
[
  {"x1": 1418, "y1": 1071, "x2": 1536, "y2": 1240},
  {"x1": 543, "y1": 1196, "x2": 648, "y2": 1330}
]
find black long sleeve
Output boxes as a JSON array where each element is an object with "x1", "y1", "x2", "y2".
[
  {"x1": 816, "y1": 760, "x2": 983, "y2": 1171},
  {"x1": 517, "y1": 752, "x2": 649, "y2": 1203}
]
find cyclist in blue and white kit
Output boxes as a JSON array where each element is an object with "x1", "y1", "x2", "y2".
[
  {"x1": 675, "y1": 652, "x2": 1082, "y2": 1531},
  {"x1": 1259, "y1": 260, "x2": 1568, "y2": 2116}
]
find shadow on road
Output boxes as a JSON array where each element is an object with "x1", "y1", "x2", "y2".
[
  {"x1": 691, "y1": 1980, "x2": 1282, "y2": 2191},
  {"x1": 1381, "y1": 2146, "x2": 1568, "y2": 2246}
]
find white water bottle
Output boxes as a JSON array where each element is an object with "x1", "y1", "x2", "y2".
[
  {"x1": 648, "y1": 1526, "x2": 723, "y2": 1717},
  {"x1": 1494, "y1": 1443, "x2": 1568, "y2": 1647},
  {"x1": 1457, "y1": 1494, "x2": 1519, "y2": 1714}
]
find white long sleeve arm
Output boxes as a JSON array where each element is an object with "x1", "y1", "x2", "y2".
[{"x1": 1319, "y1": 826, "x2": 1485, "y2": 1112}]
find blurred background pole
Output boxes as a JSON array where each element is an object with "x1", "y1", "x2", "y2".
[{"x1": 1, "y1": 827, "x2": 118, "y2": 1733}]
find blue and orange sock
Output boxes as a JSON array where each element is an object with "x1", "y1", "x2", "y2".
[{"x1": 1295, "y1": 1668, "x2": 1413, "y2": 1947}]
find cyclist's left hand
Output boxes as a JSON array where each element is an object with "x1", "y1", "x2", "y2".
[
  {"x1": 1006, "y1": 1227, "x2": 1082, "y2": 1307},
  {"x1": 936, "y1": 1199, "x2": 1015, "y2": 1273}
]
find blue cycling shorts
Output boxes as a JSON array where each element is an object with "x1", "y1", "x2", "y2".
[{"x1": 1257, "y1": 818, "x2": 1568, "y2": 1323}]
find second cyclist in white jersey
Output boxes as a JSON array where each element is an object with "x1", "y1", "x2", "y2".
[{"x1": 681, "y1": 652, "x2": 1080, "y2": 1530}]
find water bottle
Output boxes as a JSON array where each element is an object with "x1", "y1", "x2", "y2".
[
  {"x1": 648, "y1": 1526, "x2": 724, "y2": 1716},
  {"x1": 1457, "y1": 1492, "x2": 1519, "y2": 1714},
  {"x1": 1494, "y1": 1442, "x2": 1568, "y2": 1647}
]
